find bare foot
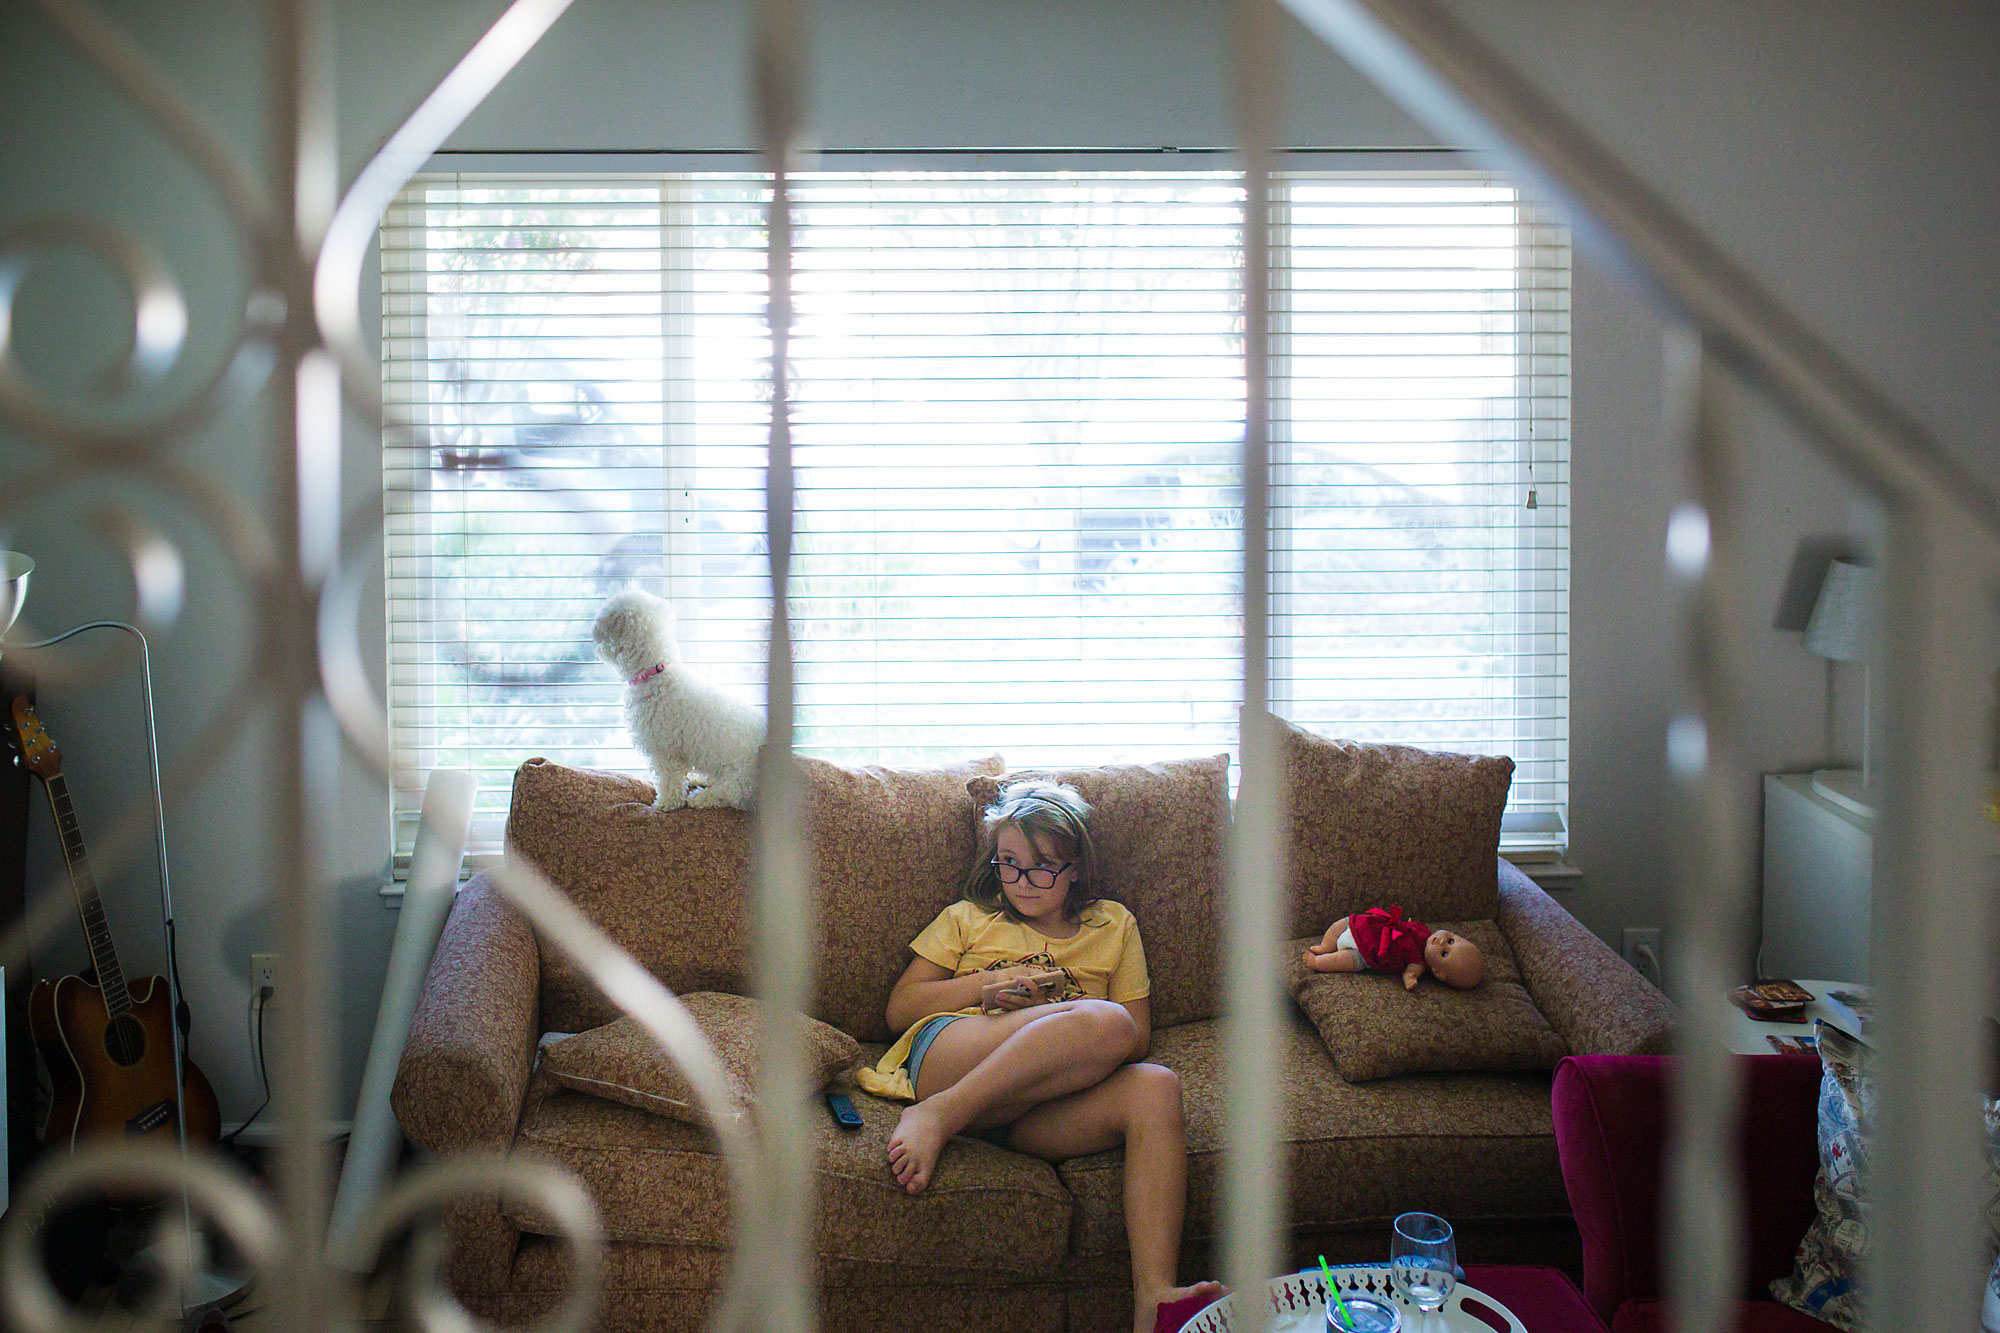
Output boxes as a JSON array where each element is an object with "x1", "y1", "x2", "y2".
[
  {"x1": 886, "y1": 1101, "x2": 953, "y2": 1195},
  {"x1": 1136, "y1": 1280, "x2": 1226, "y2": 1333}
]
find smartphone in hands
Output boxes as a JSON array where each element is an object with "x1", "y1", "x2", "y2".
[
  {"x1": 981, "y1": 970, "x2": 1066, "y2": 1012},
  {"x1": 1024, "y1": 969, "x2": 1065, "y2": 998}
]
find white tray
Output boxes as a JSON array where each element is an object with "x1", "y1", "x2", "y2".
[{"x1": 1179, "y1": 1263, "x2": 1527, "y2": 1333}]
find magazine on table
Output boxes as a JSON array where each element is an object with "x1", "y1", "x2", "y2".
[
  {"x1": 1730, "y1": 979, "x2": 1815, "y2": 1023},
  {"x1": 1767, "y1": 1033, "x2": 1819, "y2": 1056}
]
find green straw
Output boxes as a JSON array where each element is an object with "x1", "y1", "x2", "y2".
[{"x1": 1319, "y1": 1255, "x2": 1353, "y2": 1330}]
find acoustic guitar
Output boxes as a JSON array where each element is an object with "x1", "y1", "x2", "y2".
[{"x1": 8, "y1": 697, "x2": 220, "y2": 1150}]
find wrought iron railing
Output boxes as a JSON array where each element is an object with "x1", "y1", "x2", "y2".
[
  {"x1": 0, "y1": 1, "x2": 1990, "y2": 1331},
  {"x1": 1277, "y1": 8, "x2": 2000, "y2": 1333}
]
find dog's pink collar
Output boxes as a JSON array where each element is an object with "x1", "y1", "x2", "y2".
[{"x1": 629, "y1": 662, "x2": 667, "y2": 685}]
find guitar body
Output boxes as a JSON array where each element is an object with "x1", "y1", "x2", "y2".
[
  {"x1": 30, "y1": 971, "x2": 220, "y2": 1149},
  {"x1": 7, "y1": 696, "x2": 226, "y2": 1156}
]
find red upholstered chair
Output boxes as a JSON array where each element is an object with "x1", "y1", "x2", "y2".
[{"x1": 1551, "y1": 1053, "x2": 1829, "y2": 1333}]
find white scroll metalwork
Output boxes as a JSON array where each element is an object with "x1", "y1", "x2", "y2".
[
  {"x1": 1224, "y1": 2, "x2": 1288, "y2": 1330},
  {"x1": 1869, "y1": 504, "x2": 1999, "y2": 1332},
  {"x1": 0, "y1": 0, "x2": 776, "y2": 1328},
  {"x1": 483, "y1": 854, "x2": 760, "y2": 1332},
  {"x1": 1280, "y1": 6, "x2": 2000, "y2": 1333},
  {"x1": 0, "y1": 1143, "x2": 282, "y2": 1333},
  {"x1": 1274, "y1": 0, "x2": 1999, "y2": 536},
  {"x1": 6, "y1": 0, "x2": 1997, "y2": 1330},
  {"x1": 351, "y1": 1153, "x2": 604, "y2": 1333},
  {"x1": 1660, "y1": 330, "x2": 1752, "y2": 1333},
  {"x1": 748, "y1": 1, "x2": 818, "y2": 1331}
]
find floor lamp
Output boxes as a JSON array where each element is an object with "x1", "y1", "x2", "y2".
[
  {"x1": 1806, "y1": 557, "x2": 1877, "y2": 819},
  {"x1": 0, "y1": 550, "x2": 245, "y2": 1318},
  {"x1": 0, "y1": 552, "x2": 27, "y2": 1220}
]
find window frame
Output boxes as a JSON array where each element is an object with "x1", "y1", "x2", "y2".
[{"x1": 380, "y1": 150, "x2": 1571, "y2": 887}]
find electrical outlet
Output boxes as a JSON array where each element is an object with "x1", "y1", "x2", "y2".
[
  {"x1": 1621, "y1": 928, "x2": 1662, "y2": 985},
  {"x1": 251, "y1": 952, "x2": 280, "y2": 997}
]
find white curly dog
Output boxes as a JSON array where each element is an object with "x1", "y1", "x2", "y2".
[{"x1": 591, "y1": 589, "x2": 763, "y2": 811}]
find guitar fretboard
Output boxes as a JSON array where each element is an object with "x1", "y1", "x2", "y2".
[{"x1": 44, "y1": 774, "x2": 131, "y2": 1017}]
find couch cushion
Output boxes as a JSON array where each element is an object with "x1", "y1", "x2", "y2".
[
  {"x1": 1057, "y1": 1015, "x2": 1570, "y2": 1260},
  {"x1": 966, "y1": 755, "x2": 1229, "y2": 1028},
  {"x1": 505, "y1": 1061, "x2": 1071, "y2": 1275},
  {"x1": 806, "y1": 754, "x2": 1007, "y2": 1041},
  {"x1": 1280, "y1": 719, "x2": 1513, "y2": 934},
  {"x1": 537, "y1": 994, "x2": 861, "y2": 1126},
  {"x1": 1286, "y1": 921, "x2": 1567, "y2": 1082},
  {"x1": 506, "y1": 1234, "x2": 1071, "y2": 1332},
  {"x1": 505, "y1": 754, "x2": 1003, "y2": 1038}
]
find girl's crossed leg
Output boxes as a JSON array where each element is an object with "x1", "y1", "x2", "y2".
[
  {"x1": 888, "y1": 998, "x2": 1135, "y2": 1193},
  {"x1": 885, "y1": 1000, "x2": 1223, "y2": 1333}
]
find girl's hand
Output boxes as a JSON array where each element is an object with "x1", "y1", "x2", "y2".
[
  {"x1": 980, "y1": 976, "x2": 1036, "y2": 1012},
  {"x1": 979, "y1": 968, "x2": 1059, "y2": 1013}
]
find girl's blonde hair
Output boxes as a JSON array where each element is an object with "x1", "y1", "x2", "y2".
[{"x1": 963, "y1": 779, "x2": 1098, "y2": 924}]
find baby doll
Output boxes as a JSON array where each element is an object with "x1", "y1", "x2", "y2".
[{"x1": 1303, "y1": 904, "x2": 1486, "y2": 990}]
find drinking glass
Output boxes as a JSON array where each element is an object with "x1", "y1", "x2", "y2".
[{"x1": 1390, "y1": 1212, "x2": 1456, "y2": 1329}]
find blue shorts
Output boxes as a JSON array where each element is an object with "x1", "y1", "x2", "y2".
[{"x1": 902, "y1": 1013, "x2": 1012, "y2": 1150}]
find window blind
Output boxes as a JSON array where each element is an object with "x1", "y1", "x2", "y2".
[{"x1": 380, "y1": 169, "x2": 1568, "y2": 862}]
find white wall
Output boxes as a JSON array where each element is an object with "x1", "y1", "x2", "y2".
[{"x1": 5, "y1": 0, "x2": 1973, "y2": 1121}]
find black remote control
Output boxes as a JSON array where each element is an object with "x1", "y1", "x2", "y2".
[{"x1": 825, "y1": 1091, "x2": 863, "y2": 1129}]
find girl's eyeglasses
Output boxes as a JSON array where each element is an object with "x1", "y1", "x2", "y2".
[{"x1": 990, "y1": 860, "x2": 1072, "y2": 889}]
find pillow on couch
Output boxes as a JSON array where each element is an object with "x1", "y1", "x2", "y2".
[
  {"x1": 967, "y1": 755, "x2": 1230, "y2": 1028},
  {"x1": 538, "y1": 992, "x2": 861, "y2": 1127},
  {"x1": 1769, "y1": 1021, "x2": 1872, "y2": 1330},
  {"x1": 1285, "y1": 919, "x2": 1566, "y2": 1082},
  {"x1": 1771, "y1": 1021, "x2": 2000, "y2": 1332},
  {"x1": 1279, "y1": 718, "x2": 1514, "y2": 936},
  {"x1": 505, "y1": 753, "x2": 1004, "y2": 1039}
]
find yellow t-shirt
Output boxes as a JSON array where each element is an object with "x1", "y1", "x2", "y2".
[{"x1": 853, "y1": 898, "x2": 1151, "y2": 1102}]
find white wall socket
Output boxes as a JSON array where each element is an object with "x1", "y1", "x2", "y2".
[
  {"x1": 251, "y1": 952, "x2": 280, "y2": 996},
  {"x1": 1621, "y1": 928, "x2": 1662, "y2": 986}
]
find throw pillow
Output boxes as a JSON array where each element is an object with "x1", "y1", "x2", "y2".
[
  {"x1": 967, "y1": 755, "x2": 1231, "y2": 1028},
  {"x1": 504, "y1": 753, "x2": 1004, "y2": 1038},
  {"x1": 1990, "y1": 1098, "x2": 2000, "y2": 1333},
  {"x1": 538, "y1": 992, "x2": 861, "y2": 1127},
  {"x1": 1770, "y1": 1022, "x2": 2000, "y2": 1333},
  {"x1": 1278, "y1": 717, "x2": 1514, "y2": 937},
  {"x1": 1284, "y1": 919, "x2": 1566, "y2": 1082},
  {"x1": 1770, "y1": 1021, "x2": 1872, "y2": 1331}
]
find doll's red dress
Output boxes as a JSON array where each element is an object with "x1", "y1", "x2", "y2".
[{"x1": 1349, "y1": 905, "x2": 1431, "y2": 971}]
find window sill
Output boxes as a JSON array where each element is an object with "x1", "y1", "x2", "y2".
[
  {"x1": 383, "y1": 853, "x2": 1581, "y2": 897},
  {"x1": 1504, "y1": 853, "x2": 1581, "y2": 888}
]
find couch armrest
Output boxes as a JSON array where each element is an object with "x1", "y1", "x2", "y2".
[
  {"x1": 391, "y1": 871, "x2": 541, "y2": 1154},
  {"x1": 1496, "y1": 859, "x2": 1676, "y2": 1056},
  {"x1": 1553, "y1": 1053, "x2": 1824, "y2": 1322}
]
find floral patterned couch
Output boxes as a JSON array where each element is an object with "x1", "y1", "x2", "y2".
[{"x1": 392, "y1": 725, "x2": 1675, "y2": 1332}]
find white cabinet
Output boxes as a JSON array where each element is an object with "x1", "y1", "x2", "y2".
[{"x1": 1761, "y1": 774, "x2": 1872, "y2": 983}]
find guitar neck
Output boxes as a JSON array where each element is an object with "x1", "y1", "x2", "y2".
[{"x1": 43, "y1": 773, "x2": 132, "y2": 1016}]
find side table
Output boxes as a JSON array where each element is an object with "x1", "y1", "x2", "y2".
[
  {"x1": 1174, "y1": 1263, "x2": 1531, "y2": 1333},
  {"x1": 1726, "y1": 979, "x2": 1868, "y2": 1055}
]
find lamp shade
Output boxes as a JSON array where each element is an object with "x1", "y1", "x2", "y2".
[
  {"x1": 1805, "y1": 558, "x2": 1874, "y2": 662},
  {"x1": 0, "y1": 551, "x2": 31, "y2": 640}
]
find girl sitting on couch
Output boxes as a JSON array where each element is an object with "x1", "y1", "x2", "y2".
[{"x1": 855, "y1": 778, "x2": 1223, "y2": 1333}]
